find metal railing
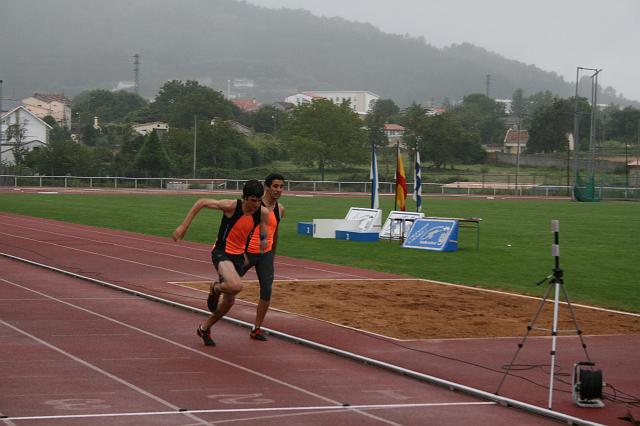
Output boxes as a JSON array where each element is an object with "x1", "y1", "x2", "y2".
[{"x1": 1, "y1": 174, "x2": 638, "y2": 200}]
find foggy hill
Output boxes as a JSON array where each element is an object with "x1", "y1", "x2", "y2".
[{"x1": 0, "y1": 0, "x2": 633, "y2": 107}]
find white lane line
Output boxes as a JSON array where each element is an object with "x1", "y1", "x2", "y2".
[
  {"x1": 0, "y1": 320, "x2": 210, "y2": 426},
  {"x1": 1, "y1": 218, "x2": 369, "y2": 279},
  {"x1": 3, "y1": 401, "x2": 496, "y2": 421},
  {"x1": 51, "y1": 333, "x2": 130, "y2": 337},
  {"x1": 413, "y1": 278, "x2": 640, "y2": 318},
  {"x1": 0, "y1": 231, "x2": 213, "y2": 281},
  {"x1": 0, "y1": 278, "x2": 402, "y2": 426},
  {"x1": 101, "y1": 357, "x2": 191, "y2": 361},
  {"x1": 2, "y1": 222, "x2": 213, "y2": 265}
]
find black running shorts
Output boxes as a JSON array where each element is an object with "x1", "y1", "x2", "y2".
[{"x1": 211, "y1": 249, "x2": 246, "y2": 277}]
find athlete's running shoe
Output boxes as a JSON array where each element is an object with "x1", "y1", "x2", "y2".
[
  {"x1": 207, "y1": 282, "x2": 221, "y2": 312},
  {"x1": 197, "y1": 326, "x2": 216, "y2": 346},
  {"x1": 250, "y1": 327, "x2": 268, "y2": 341}
]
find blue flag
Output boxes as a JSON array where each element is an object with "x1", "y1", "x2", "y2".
[
  {"x1": 413, "y1": 151, "x2": 422, "y2": 212},
  {"x1": 370, "y1": 145, "x2": 379, "y2": 209}
]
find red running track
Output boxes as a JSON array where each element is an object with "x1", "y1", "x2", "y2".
[{"x1": 1, "y1": 212, "x2": 638, "y2": 425}]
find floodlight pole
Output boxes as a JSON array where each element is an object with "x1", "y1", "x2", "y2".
[
  {"x1": 572, "y1": 67, "x2": 599, "y2": 199},
  {"x1": 588, "y1": 69, "x2": 602, "y2": 178}
]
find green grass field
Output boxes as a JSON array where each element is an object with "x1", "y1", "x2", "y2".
[{"x1": 0, "y1": 191, "x2": 638, "y2": 313}]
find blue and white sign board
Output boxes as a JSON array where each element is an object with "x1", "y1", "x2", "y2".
[
  {"x1": 380, "y1": 211, "x2": 424, "y2": 239},
  {"x1": 335, "y1": 230, "x2": 379, "y2": 242},
  {"x1": 344, "y1": 207, "x2": 382, "y2": 231},
  {"x1": 402, "y1": 218, "x2": 459, "y2": 252}
]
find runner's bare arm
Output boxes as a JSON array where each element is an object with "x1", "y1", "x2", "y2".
[
  {"x1": 172, "y1": 199, "x2": 235, "y2": 241},
  {"x1": 272, "y1": 203, "x2": 284, "y2": 255},
  {"x1": 259, "y1": 205, "x2": 270, "y2": 252}
]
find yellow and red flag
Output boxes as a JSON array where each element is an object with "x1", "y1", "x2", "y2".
[{"x1": 395, "y1": 146, "x2": 407, "y2": 211}]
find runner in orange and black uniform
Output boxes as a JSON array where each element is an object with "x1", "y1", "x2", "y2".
[
  {"x1": 172, "y1": 179, "x2": 269, "y2": 347},
  {"x1": 243, "y1": 173, "x2": 285, "y2": 341}
]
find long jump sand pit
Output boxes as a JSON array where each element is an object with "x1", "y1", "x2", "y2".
[{"x1": 181, "y1": 279, "x2": 640, "y2": 340}]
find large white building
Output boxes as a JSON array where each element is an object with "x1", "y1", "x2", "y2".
[
  {"x1": 131, "y1": 122, "x2": 169, "y2": 138},
  {"x1": 22, "y1": 93, "x2": 72, "y2": 129},
  {"x1": 285, "y1": 91, "x2": 379, "y2": 116},
  {"x1": 0, "y1": 106, "x2": 52, "y2": 165}
]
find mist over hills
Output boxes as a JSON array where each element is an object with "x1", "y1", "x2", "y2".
[{"x1": 1, "y1": 0, "x2": 634, "y2": 107}]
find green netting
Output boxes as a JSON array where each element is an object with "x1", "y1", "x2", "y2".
[{"x1": 574, "y1": 171, "x2": 600, "y2": 202}]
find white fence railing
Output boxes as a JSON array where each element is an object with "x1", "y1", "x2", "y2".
[{"x1": 1, "y1": 174, "x2": 638, "y2": 200}]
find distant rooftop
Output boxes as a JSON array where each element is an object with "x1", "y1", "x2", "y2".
[{"x1": 30, "y1": 93, "x2": 72, "y2": 105}]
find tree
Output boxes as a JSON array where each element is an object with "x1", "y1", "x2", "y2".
[
  {"x1": 401, "y1": 103, "x2": 427, "y2": 153},
  {"x1": 151, "y1": 80, "x2": 236, "y2": 128},
  {"x1": 527, "y1": 97, "x2": 590, "y2": 154},
  {"x1": 365, "y1": 102, "x2": 387, "y2": 151},
  {"x1": 606, "y1": 106, "x2": 640, "y2": 143},
  {"x1": 112, "y1": 134, "x2": 146, "y2": 176},
  {"x1": 5, "y1": 123, "x2": 29, "y2": 165},
  {"x1": 134, "y1": 130, "x2": 172, "y2": 177},
  {"x1": 196, "y1": 121, "x2": 257, "y2": 171},
  {"x1": 372, "y1": 99, "x2": 400, "y2": 121},
  {"x1": 163, "y1": 120, "x2": 259, "y2": 177},
  {"x1": 419, "y1": 113, "x2": 484, "y2": 168},
  {"x1": 511, "y1": 88, "x2": 527, "y2": 119},
  {"x1": 247, "y1": 105, "x2": 286, "y2": 134},
  {"x1": 281, "y1": 99, "x2": 367, "y2": 181},
  {"x1": 73, "y1": 89, "x2": 148, "y2": 124},
  {"x1": 451, "y1": 93, "x2": 506, "y2": 146},
  {"x1": 526, "y1": 90, "x2": 555, "y2": 126},
  {"x1": 24, "y1": 139, "x2": 98, "y2": 176}
]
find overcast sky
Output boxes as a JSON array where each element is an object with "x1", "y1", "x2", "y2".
[{"x1": 246, "y1": 0, "x2": 640, "y2": 102}]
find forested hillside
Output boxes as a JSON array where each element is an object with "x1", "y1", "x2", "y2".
[{"x1": 0, "y1": 0, "x2": 634, "y2": 106}]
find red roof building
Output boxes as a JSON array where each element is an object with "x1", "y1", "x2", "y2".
[
  {"x1": 503, "y1": 127, "x2": 529, "y2": 154},
  {"x1": 232, "y1": 98, "x2": 261, "y2": 113}
]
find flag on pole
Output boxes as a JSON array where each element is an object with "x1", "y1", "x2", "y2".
[
  {"x1": 370, "y1": 145, "x2": 379, "y2": 209},
  {"x1": 413, "y1": 151, "x2": 422, "y2": 212},
  {"x1": 395, "y1": 145, "x2": 407, "y2": 211}
]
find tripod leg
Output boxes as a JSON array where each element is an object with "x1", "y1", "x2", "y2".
[
  {"x1": 560, "y1": 283, "x2": 593, "y2": 362},
  {"x1": 495, "y1": 282, "x2": 554, "y2": 395},
  {"x1": 548, "y1": 282, "x2": 562, "y2": 409}
]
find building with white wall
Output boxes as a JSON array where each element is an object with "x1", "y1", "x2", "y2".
[
  {"x1": 285, "y1": 91, "x2": 380, "y2": 116},
  {"x1": 0, "y1": 106, "x2": 52, "y2": 165},
  {"x1": 131, "y1": 122, "x2": 169, "y2": 138}
]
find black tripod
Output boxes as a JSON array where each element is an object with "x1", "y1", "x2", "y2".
[{"x1": 495, "y1": 220, "x2": 594, "y2": 409}]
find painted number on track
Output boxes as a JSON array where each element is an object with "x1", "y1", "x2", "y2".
[
  {"x1": 207, "y1": 393, "x2": 274, "y2": 404},
  {"x1": 44, "y1": 398, "x2": 111, "y2": 410}
]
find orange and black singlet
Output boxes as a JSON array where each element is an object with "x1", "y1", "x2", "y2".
[
  {"x1": 247, "y1": 201, "x2": 280, "y2": 254},
  {"x1": 213, "y1": 200, "x2": 261, "y2": 255}
]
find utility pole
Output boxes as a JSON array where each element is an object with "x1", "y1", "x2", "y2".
[
  {"x1": 192, "y1": 115, "x2": 197, "y2": 179},
  {"x1": 625, "y1": 144, "x2": 630, "y2": 189},
  {"x1": 485, "y1": 74, "x2": 491, "y2": 98},
  {"x1": 133, "y1": 54, "x2": 140, "y2": 96}
]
